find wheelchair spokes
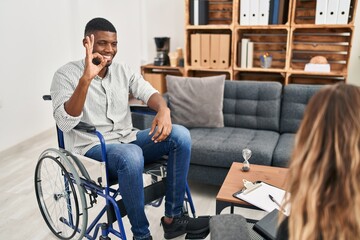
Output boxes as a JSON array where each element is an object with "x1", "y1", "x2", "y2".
[
  {"x1": 35, "y1": 147, "x2": 197, "y2": 240},
  {"x1": 35, "y1": 149, "x2": 88, "y2": 240}
]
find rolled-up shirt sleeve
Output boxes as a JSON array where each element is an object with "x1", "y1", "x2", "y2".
[
  {"x1": 125, "y1": 64, "x2": 158, "y2": 104},
  {"x1": 50, "y1": 67, "x2": 83, "y2": 133}
]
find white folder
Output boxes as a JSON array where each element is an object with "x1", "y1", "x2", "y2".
[
  {"x1": 249, "y1": 0, "x2": 260, "y2": 25},
  {"x1": 337, "y1": 0, "x2": 351, "y2": 24},
  {"x1": 240, "y1": 0, "x2": 250, "y2": 25},
  {"x1": 258, "y1": 0, "x2": 270, "y2": 25},
  {"x1": 326, "y1": 0, "x2": 340, "y2": 24},
  {"x1": 247, "y1": 42, "x2": 254, "y2": 68},
  {"x1": 241, "y1": 38, "x2": 250, "y2": 68},
  {"x1": 315, "y1": 0, "x2": 327, "y2": 24}
]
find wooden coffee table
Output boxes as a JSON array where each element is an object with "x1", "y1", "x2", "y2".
[{"x1": 216, "y1": 162, "x2": 288, "y2": 214}]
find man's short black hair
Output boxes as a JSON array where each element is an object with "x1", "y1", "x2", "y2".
[{"x1": 84, "y1": 17, "x2": 117, "y2": 36}]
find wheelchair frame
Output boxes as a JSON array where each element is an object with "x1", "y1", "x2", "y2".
[{"x1": 34, "y1": 96, "x2": 196, "y2": 240}]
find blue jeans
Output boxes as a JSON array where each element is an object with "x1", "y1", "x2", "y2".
[{"x1": 85, "y1": 124, "x2": 191, "y2": 240}]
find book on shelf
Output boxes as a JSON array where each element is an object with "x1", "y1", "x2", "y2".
[
  {"x1": 239, "y1": 38, "x2": 254, "y2": 68},
  {"x1": 269, "y1": 0, "x2": 280, "y2": 24},
  {"x1": 189, "y1": 0, "x2": 209, "y2": 25},
  {"x1": 240, "y1": 38, "x2": 250, "y2": 68},
  {"x1": 247, "y1": 42, "x2": 254, "y2": 68}
]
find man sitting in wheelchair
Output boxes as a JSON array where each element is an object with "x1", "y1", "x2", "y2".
[{"x1": 50, "y1": 17, "x2": 209, "y2": 240}]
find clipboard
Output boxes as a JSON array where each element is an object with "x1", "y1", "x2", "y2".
[{"x1": 232, "y1": 179, "x2": 290, "y2": 216}]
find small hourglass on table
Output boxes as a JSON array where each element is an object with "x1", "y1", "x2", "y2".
[{"x1": 242, "y1": 148, "x2": 252, "y2": 172}]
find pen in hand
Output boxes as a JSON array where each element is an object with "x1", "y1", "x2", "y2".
[{"x1": 268, "y1": 194, "x2": 286, "y2": 213}]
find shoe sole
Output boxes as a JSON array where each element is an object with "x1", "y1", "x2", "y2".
[
  {"x1": 164, "y1": 226, "x2": 209, "y2": 239},
  {"x1": 164, "y1": 230, "x2": 186, "y2": 239}
]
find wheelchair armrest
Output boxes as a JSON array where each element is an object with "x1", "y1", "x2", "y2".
[
  {"x1": 75, "y1": 121, "x2": 97, "y2": 133},
  {"x1": 130, "y1": 105, "x2": 156, "y2": 115},
  {"x1": 43, "y1": 95, "x2": 52, "y2": 101}
]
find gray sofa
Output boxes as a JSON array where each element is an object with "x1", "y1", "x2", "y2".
[{"x1": 132, "y1": 80, "x2": 323, "y2": 186}]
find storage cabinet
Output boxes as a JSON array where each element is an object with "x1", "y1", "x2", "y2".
[
  {"x1": 141, "y1": 65, "x2": 184, "y2": 94},
  {"x1": 184, "y1": 0, "x2": 358, "y2": 84}
]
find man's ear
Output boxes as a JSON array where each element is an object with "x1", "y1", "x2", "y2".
[{"x1": 82, "y1": 38, "x2": 87, "y2": 47}]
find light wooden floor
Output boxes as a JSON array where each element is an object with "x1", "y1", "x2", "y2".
[{"x1": 0, "y1": 128, "x2": 265, "y2": 240}]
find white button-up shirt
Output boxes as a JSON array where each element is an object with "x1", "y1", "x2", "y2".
[{"x1": 50, "y1": 60, "x2": 157, "y2": 155}]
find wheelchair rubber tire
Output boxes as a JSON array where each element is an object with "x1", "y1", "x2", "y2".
[{"x1": 35, "y1": 148, "x2": 88, "y2": 240}]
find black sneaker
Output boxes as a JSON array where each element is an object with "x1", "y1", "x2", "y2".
[{"x1": 161, "y1": 215, "x2": 209, "y2": 239}]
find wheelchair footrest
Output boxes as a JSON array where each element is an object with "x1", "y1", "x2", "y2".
[{"x1": 144, "y1": 178, "x2": 166, "y2": 205}]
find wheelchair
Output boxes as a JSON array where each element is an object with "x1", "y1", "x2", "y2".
[{"x1": 34, "y1": 95, "x2": 197, "y2": 240}]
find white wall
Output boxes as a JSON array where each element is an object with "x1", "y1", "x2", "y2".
[
  {"x1": 0, "y1": 0, "x2": 184, "y2": 152},
  {"x1": 140, "y1": 0, "x2": 185, "y2": 63}
]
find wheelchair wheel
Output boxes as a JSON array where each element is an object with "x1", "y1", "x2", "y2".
[{"x1": 35, "y1": 149, "x2": 88, "y2": 240}]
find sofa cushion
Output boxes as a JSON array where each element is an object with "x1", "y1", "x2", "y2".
[
  {"x1": 272, "y1": 133, "x2": 295, "y2": 167},
  {"x1": 189, "y1": 127, "x2": 279, "y2": 168},
  {"x1": 223, "y1": 81, "x2": 282, "y2": 132},
  {"x1": 280, "y1": 84, "x2": 324, "y2": 133},
  {"x1": 166, "y1": 75, "x2": 226, "y2": 128}
]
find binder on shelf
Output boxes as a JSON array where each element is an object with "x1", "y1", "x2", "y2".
[
  {"x1": 219, "y1": 34, "x2": 230, "y2": 68},
  {"x1": 190, "y1": 0, "x2": 209, "y2": 25},
  {"x1": 269, "y1": 0, "x2": 280, "y2": 24},
  {"x1": 191, "y1": 34, "x2": 201, "y2": 67},
  {"x1": 200, "y1": 34, "x2": 211, "y2": 67},
  {"x1": 277, "y1": 0, "x2": 285, "y2": 24},
  {"x1": 326, "y1": 0, "x2": 340, "y2": 24},
  {"x1": 258, "y1": 0, "x2": 270, "y2": 25},
  {"x1": 240, "y1": 0, "x2": 251, "y2": 25},
  {"x1": 337, "y1": 0, "x2": 351, "y2": 24},
  {"x1": 249, "y1": 0, "x2": 260, "y2": 25},
  {"x1": 315, "y1": 0, "x2": 328, "y2": 24},
  {"x1": 241, "y1": 38, "x2": 250, "y2": 68},
  {"x1": 210, "y1": 34, "x2": 220, "y2": 68},
  {"x1": 247, "y1": 41, "x2": 254, "y2": 68}
]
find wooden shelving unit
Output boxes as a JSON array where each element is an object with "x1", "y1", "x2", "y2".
[
  {"x1": 184, "y1": 0, "x2": 358, "y2": 84},
  {"x1": 141, "y1": 64, "x2": 184, "y2": 94}
]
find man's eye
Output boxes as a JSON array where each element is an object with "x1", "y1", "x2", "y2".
[{"x1": 112, "y1": 43, "x2": 117, "y2": 47}]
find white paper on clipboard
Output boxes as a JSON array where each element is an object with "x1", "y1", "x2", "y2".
[{"x1": 234, "y1": 181, "x2": 290, "y2": 216}]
